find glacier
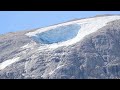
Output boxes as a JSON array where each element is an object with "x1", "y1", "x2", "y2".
[{"x1": 26, "y1": 15, "x2": 120, "y2": 49}]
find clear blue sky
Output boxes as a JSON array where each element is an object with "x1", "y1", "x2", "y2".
[{"x1": 0, "y1": 11, "x2": 120, "y2": 34}]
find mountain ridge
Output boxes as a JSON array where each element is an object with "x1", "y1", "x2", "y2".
[{"x1": 0, "y1": 15, "x2": 120, "y2": 79}]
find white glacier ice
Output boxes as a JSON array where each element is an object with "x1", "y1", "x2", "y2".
[{"x1": 26, "y1": 15, "x2": 120, "y2": 49}]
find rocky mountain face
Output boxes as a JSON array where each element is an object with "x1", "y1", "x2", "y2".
[{"x1": 0, "y1": 15, "x2": 120, "y2": 79}]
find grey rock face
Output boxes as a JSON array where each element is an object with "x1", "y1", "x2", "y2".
[{"x1": 0, "y1": 16, "x2": 120, "y2": 79}]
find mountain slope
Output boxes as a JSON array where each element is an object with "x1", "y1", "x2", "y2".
[{"x1": 0, "y1": 15, "x2": 120, "y2": 79}]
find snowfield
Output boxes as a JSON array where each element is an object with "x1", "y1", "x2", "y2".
[{"x1": 26, "y1": 16, "x2": 120, "y2": 49}]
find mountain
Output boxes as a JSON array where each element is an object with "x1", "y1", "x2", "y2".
[{"x1": 0, "y1": 15, "x2": 120, "y2": 79}]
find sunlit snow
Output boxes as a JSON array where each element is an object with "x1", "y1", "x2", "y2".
[{"x1": 0, "y1": 57, "x2": 20, "y2": 70}]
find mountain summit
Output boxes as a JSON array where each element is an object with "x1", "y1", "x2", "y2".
[{"x1": 1, "y1": 15, "x2": 120, "y2": 79}]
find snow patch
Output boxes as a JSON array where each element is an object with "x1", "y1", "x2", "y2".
[
  {"x1": 41, "y1": 64, "x2": 65, "y2": 78},
  {"x1": 21, "y1": 42, "x2": 37, "y2": 49},
  {"x1": 0, "y1": 57, "x2": 20, "y2": 70},
  {"x1": 49, "y1": 64, "x2": 65, "y2": 75}
]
